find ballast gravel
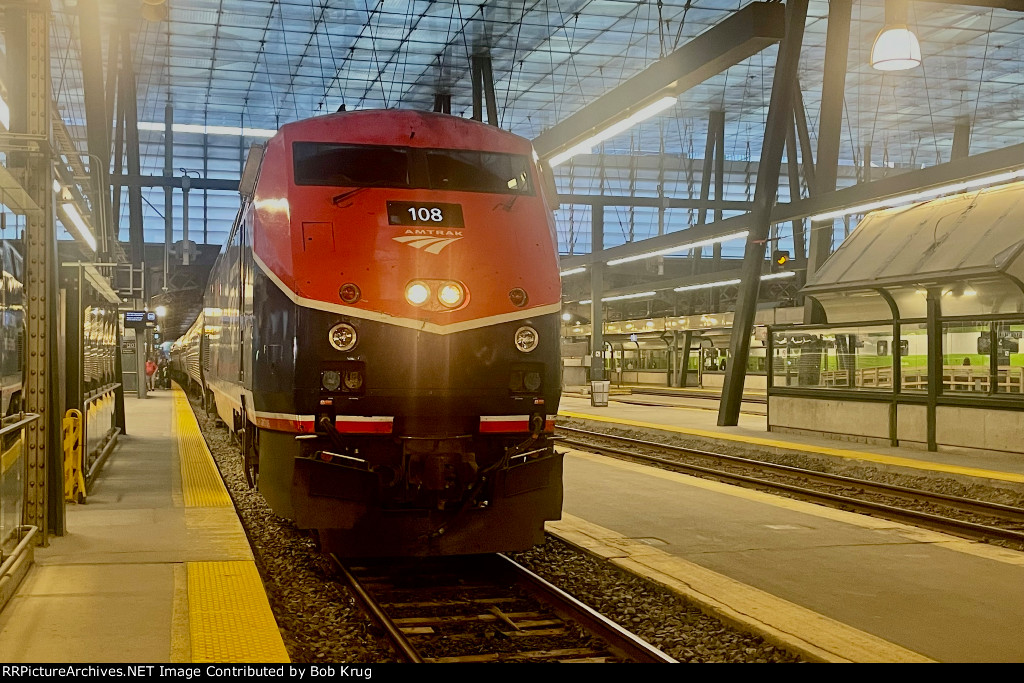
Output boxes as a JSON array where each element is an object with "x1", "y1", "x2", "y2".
[{"x1": 186, "y1": 392, "x2": 805, "y2": 663}]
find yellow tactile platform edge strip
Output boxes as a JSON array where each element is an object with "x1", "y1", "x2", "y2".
[
  {"x1": 187, "y1": 561, "x2": 290, "y2": 663},
  {"x1": 559, "y1": 409, "x2": 1024, "y2": 484},
  {"x1": 173, "y1": 383, "x2": 232, "y2": 507},
  {"x1": 548, "y1": 514, "x2": 935, "y2": 664}
]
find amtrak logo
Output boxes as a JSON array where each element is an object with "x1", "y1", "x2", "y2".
[{"x1": 393, "y1": 229, "x2": 464, "y2": 254}]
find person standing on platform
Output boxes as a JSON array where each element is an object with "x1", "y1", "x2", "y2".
[{"x1": 146, "y1": 356, "x2": 158, "y2": 391}]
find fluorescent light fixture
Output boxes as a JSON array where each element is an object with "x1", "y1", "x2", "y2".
[
  {"x1": 674, "y1": 278, "x2": 741, "y2": 292},
  {"x1": 762, "y1": 271, "x2": 796, "y2": 281},
  {"x1": 60, "y1": 203, "x2": 98, "y2": 252},
  {"x1": 0, "y1": 95, "x2": 9, "y2": 130},
  {"x1": 548, "y1": 96, "x2": 677, "y2": 167},
  {"x1": 559, "y1": 267, "x2": 586, "y2": 276},
  {"x1": 809, "y1": 169, "x2": 1024, "y2": 223},
  {"x1": 673, "y1": 270, "x2": 794, "y2": 293},
  {"x1": 138, "y1": 122, "x2": 278, "y2": 138},
  {"x1": 579, "y1": 291, "x2": 657, "y2": 305},
  {"x1": 607, "y1": 230, "x2": 749, "y2": 266}
]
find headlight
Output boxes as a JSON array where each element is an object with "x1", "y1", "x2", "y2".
[
  {"x1": 509, "y1": 288, "x2": 528, "y2": 307},
  {"x1": 343, "y1": 370, "x2": 364, "y2": 391},
  {"x1": 514, "y1": 326, "x2": 539, "y2": 352},
  {"x1": 524, "y1": 371, "x2": 542, "y2": 391},
  {"x1": 406, "y1": 281, "x2": 430, "y2": 306},
  {"x1": 438, "y1": 281, "x2": 465, "y2": 308},
  {"x1": 328, "y1": 322, "x2": 358, "y2": 351},
  {"x1": 322, "y1": 370, "x2": 341, "y2": 391}
]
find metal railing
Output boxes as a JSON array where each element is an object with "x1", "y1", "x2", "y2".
[{"x1": 0, "y1": 413, "x2": 42, "y2": 580}]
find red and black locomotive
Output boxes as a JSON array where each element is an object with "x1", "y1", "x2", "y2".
[{"x1": 182, "y1": 110, "x2": 564, "y2": 556}]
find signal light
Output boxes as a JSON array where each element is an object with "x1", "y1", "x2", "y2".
[{"x1": 771, "y1": 250, "x2": 790, "y2": 272}]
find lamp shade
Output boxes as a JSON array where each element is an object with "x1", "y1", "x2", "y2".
[{"x1": 871, "y1": 25, "x2": 921, "y2": 71}]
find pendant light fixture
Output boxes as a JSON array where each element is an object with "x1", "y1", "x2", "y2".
[{"x1": 871, "y1": 0, "x2": 921, "y2": 71}]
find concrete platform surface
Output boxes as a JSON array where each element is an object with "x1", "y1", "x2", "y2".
[
  {"x1": 0, "y1": 389, "x2": 288, "y2": 663},
  {"x1": 556, "y1": 448, "x2": 1024, "y2": 662}
]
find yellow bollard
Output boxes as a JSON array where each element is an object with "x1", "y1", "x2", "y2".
[{"x1": 63, "y1": 409, "x2": 86, "y2": 503}]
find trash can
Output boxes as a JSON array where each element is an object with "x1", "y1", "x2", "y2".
[{"x1": 590, "y1": 380, "x2": 610, "y2": 407}]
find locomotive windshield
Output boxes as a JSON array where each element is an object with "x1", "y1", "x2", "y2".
[
  {"x1": 293, "y1": 142, "x2": 533, "y2": 195},
  {"x1": 293, "y1": 143, "x2": 411, "y2": 188}
]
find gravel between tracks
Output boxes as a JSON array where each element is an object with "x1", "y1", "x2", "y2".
[{"x1": 187, "y1": 392, "x2": 804, "y2": 663}]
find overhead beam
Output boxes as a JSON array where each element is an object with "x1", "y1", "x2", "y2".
[
  {"x1": 557, "y1": 193, "x2": 750, "y2": 212},
  {"x1": 112, "y1": 174, "x2": 240, "y2": 191},
  {"x1": 592, "y1": 268, "x2": 747, "y2": 301},
  {"x1": 532, "y1": 2, "x2": 785, "y2": 159},
  {"x1": 774, "y1": 140, "x2": 1024, "y2": 225},
  {"x1": 559, "y1": 212, "x2": 751, "y2": 271},
  {"x1": 919, "y1": 0, "x2": 1024, "y2": 10}
]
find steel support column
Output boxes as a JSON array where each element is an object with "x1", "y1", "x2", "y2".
[
  {"x1": 589, "y1": 205, "x2": 605, "y2": 383},
  {"x1": 689, "y1": 111, "x2": 720, "y2": 274},
  {"x1": 471, "y1": 53, "x2": 499, "y2": 127},
  {"x1": 163, "y1": 103, "x2": 173, "y2": 292},
  {"x1": 804, "y1": 0, "x2": 852, "y2": 324},
  {"x1": 11, "y1": 4, "x2": 60, "y2": 538},
  {"x1": 951, "y1": 116, "x2": 971, "y2": 160},
  {"x1": 122, "y1": 27, "x2": 145, "y2": 267},
  {"x1": 786, "y1": 120, "x2": 806, "y2": 266},
  {"x1": 182, "y1": 175, "x2": 191, "y2": 266},
  {"x1": 926, "y1": 292, "x2": 941, "y2": 452},
  {"x1": 711, "y1": 108, "x2": 726, "y2": 309},
  {"x1": 77, "y1": 0, "x2": 112, "y2": 258},
  {"x1": 719, "y1": 0, "x2": 809, "y2": 426}
]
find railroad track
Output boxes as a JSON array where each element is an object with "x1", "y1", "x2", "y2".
[
  {"x1": 558, "y1": 426, "x2": 1024, "y2": 546},
  {"x1": 331, "y1": 552, "x2": 676, "y2": 663}
]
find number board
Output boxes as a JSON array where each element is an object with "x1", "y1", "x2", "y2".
[{"x1": 387, "y1": 201, "x2": 464, "y2": 228}]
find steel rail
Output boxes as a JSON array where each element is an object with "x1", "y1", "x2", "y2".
[
  {"x1": 559, "y1": 427, "x2": 1024, "y2": 544},
  {"x1": 330, "y1": 554, "x2": 424, "y2": 664},
  {"x1": 496, "y1": 553, "x2": 677, "y2": 663},
  {"x1": 332, "y1": 552, "x2": 675, "y2": 663}
]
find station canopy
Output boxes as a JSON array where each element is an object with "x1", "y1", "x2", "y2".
[{"x1": 802, "y1": 181, "x2": 1024, "y2": 323}]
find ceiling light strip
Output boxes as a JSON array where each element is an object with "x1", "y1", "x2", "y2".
[
  {"x1": 673, "y1": 270, "x2": 794, "y2": 292},
  {"x1": 559, "y1": 267, "x2": 587, "y2": 276},
  {"x1": 59, "y1": 203, "x2": 98, "y2": 252},
  {"x1": 579, "y1": 291, "x2": 657, "y2": 305},
  {"x1": 137, "y1": 122, "x2": 278, "y2": 138},
  {"x1": 606, "y1": 230, "x2": 749, "y2": 266},
  {"x1": 548, "y1": 97, "x2": 678, "y2": 168}
]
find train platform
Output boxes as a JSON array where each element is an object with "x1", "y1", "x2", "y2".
[
  {"x1": 549, "y1": 447, "x2": 1024, "y2": 662},
  {"x1": 558, "y1": 394, "x2": 1024, "y2": 488},
  {"x1": 0, "y1": 386, "x2": 288, "y2": 663}
]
